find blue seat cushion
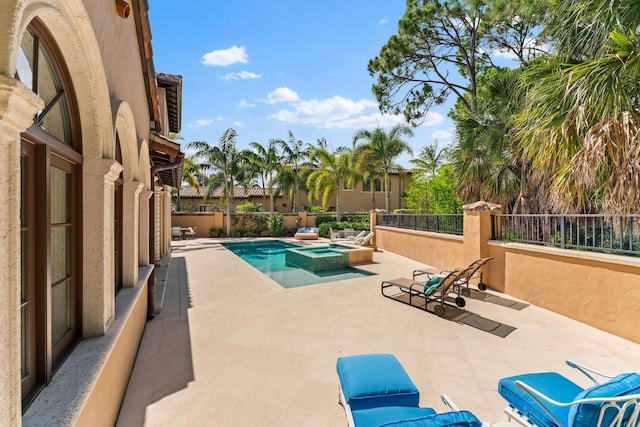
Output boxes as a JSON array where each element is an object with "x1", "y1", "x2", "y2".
[
  {"x1": 337, "y1": 354, "x2": 420, "y2": 410},
  {"x1": 377, "y1": 410, "x2": 483, "y2": 427},
  {"x1": 569, "y1": 373, "x2": 640, "y2": 427},
  {"x1": 352, "y1": 406, "x2": 437, "y2": 426},
  {"x1": 498, "y1": 372, "x2": 584, "y2": 427}
]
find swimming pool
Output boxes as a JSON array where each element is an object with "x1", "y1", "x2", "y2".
[{"x1": 222, "y1": 240, "x2": 374, "y2": 288}]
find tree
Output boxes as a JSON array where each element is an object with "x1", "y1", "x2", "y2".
[
  {"x1": 306, "y1": 147, "x2": 354, "y2": 220},
  {"x1": 353, "y1": 124, "x2": 414, "y2": 213},
  {"x1": 369, "y1": 0, "x2": 489, "y2": 123},
  {"x1": 248, "y1": 139, "x2": 280, "y2": 212},
  {"x1": 369, "y1": 0, "x2": 545, "y2": 125},
  {"x1": 513, "y1": 0, "x2": 640, "y2": 213},
  {"x1": 409, "y1": 143, "x2": 448, "y2": 212},
  {"x1": 277, "y1": 131, "x2": 309, "y2": 212},
  {"x1": 405, "y1": 164, "x2": 463, "y2": 213},
  {"x1": 188, "y1": 128, "x2": 249, "y2": 236}
]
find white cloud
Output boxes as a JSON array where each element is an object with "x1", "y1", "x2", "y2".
[
  {"x1": 232, "y1": 121, "x2": 243, "y2": 127},
  {"x1": 268, "y1": 93, "x2": 445, "y2": 129},
  {"x1": 379, "y1": 19, "x2": 388, "y2": 25},
  {"x1": 238, "y1": 99, "x2": 255, "y2": 108},
  {"x1": 268, "y1": 96, "x2": 376, "y2": 125},
  {"x1": 432, "y1": 130, "x2": 453, "y2": 141},
  {"x1": 260, "y1": 87, "x2": 300, "y2": 104},
  {"x1": 189, "y1": 118, "x2": 215, "y2": 127},
  {"x1": 202, "y1": 45, "x2": 248, "y2": 66},
  {"x1": 220, "y1": 71, "x2": 262, "y2": 80}
]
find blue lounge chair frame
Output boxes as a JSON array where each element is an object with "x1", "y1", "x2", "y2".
[{"x1": 499, "y1": 360, "x2": 640, "y2": 427}]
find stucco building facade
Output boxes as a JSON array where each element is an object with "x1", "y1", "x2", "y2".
[{"x1": 0, "y1": 0, "x2": 182, "y2": 425}]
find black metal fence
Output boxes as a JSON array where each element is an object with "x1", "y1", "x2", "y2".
[
  {"x1": 492, "y1": 214, "x2": 640, "y2": 257},
  {"x1": 379, "y1": 214, "x2": 464, "y2": 235}
]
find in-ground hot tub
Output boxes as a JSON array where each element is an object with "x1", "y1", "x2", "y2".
[
  {"x1": 285, "y1": 246, "x2": 348, "y2": 272},
  {"x1": 285, "y1": 244, "x2": 374, "y2": 272}
]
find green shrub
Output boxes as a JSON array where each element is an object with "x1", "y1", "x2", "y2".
[
  {"x1": 236, "y1": 201, "x2": 262, "y2": 212},
  {"x1": 209, "y1": 227, "x2": 224, "y2": 237}
]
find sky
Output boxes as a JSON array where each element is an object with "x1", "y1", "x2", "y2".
[{"x1": 148, "y1": 1, "x2": 457, "y2": 168}]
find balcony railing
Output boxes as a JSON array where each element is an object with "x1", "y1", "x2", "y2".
[
  {"x1": 492, "y1": 214, "x2": 640, "y2": 257},
  {"x1": 379, "y1": 214, "x2": 464, "y2": 235}
]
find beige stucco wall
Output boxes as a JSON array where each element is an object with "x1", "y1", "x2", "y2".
[
  {"x1": 74, "y1": 283, "x2": 147, "y2": 427},
  {"x1": 374, "y1": 212, "x2": 640, "y2": 344},
  {"x1": 489, "y1": 242, "x2": 640, "y2": 343},
  {"x1": 83, "y1": 1, "x2": 150, "y2": 141},
  {"x1": 0, "y1": 0, "x2": 160, "y2": 424},
  {"x1": 374, "y1": 226, "x2": 464, "y2": 269}
]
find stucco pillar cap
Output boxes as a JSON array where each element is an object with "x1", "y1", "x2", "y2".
[
  {"x1": 0, "y1": 76, "x2": 44, "y2": 132},
  {"x1": 462, "y1": 201, "x2": 502, "y2": 212}
]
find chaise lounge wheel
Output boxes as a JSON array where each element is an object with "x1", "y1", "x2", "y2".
[
  {"x1": 434, "y1": 305, "x2": 446, "y2": 317},
  {"x1": 455, "y1": 296, "x2": 466, "y2": 307},
  {"x1": 478, "y1": 282, "x2": 487, "y2": 291},
  {"x1": 461, "y1": 288, "x2": 471, "y2": 297}
]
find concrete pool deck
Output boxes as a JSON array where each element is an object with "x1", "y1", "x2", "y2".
[{"x1": 116, "y1": 237, "x2": 640, "y2": 426}]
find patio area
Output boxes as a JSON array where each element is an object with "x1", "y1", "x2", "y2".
[{"x1": 116, "y1": 237, "x2": 640, "y2": 426}]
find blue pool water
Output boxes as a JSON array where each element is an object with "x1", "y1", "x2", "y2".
[{"x1": 222, "y1": 240, "x2": 374, "y2": 288}]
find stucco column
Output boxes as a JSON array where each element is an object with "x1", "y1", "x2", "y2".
[
  {"x1": 153, "y1": 183, "x2": 162, "y2": 264},
  {"x1": 122, "y1": 181, "x2": 144, "y2": 287},
  {"x1": 138, "y1": 189, "x2": 153, "y2": 266},
  {"x1": 462, "y1": 201, "x2": 501, "y2": 279},
  {"x1": 82, "y1": 157, "x2": 124, "y2": 337},
  {"x1": 0, "y1": 76, "x2": 43, "y2": 425}
]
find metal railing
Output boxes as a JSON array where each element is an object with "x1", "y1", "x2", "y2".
[
  {"x1": 379, "y1": 214, "x2": 464, "y2": 235},
  {"x1": 492, "y1": 214, "x2": 640, "y2": 257}
]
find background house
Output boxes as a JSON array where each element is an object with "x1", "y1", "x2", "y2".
[
  {"x1": 0, "y1": 0, "x2": 182, "y2": 425},
  {"x1": 175, "y1": 172, "x2": 412, "y2": 213}
]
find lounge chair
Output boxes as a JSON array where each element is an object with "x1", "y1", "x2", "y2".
[
  {"x1": 337, "y1": 353, "x2": 483, "y2": 427},
  {"x1": 171, "y1": 226, "x2": 182, "y2": 240},
  {"x1": 498, "y1": 360, "x2": 640, "y2": 427},
  {"x1": 332, "y1": 230, "x2": 367, "y2": 242},
  {"x1": 413, "y1": 257, "x2": 493, "y2": 293},
  {"x1": 352, "y1": 230, "x2": 374, "y2": 246},
  {"x1": 381, "y1": 266, "x2": 470, "y2": 317},
  {"x1": 183, "y1": 226, "x2": 197, "y2": 239},
  {"x1": 294, "y1": 227, "x2": 319, "y2": 240}
]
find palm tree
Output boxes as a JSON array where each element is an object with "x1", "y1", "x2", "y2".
[
  {"x1": 409, "y1": 143, "x2": 447, "y2": 213},
  {"x1": 187, "y1": 128, "x2": 249, "y2": 236},
  {"x1": 248, "y1": 139, "x2": 280, "y2": 212},
  {"x1": 353, "y1": 124, "x2": 414, "y2": 213},
  {"x1": 277, "y1": 131, "x2": 309, "y2": 212},
  {"x1": 306, "y1": 147, "x2": 354, "y2": 220},
  {"x1": 513, "y1": 0, "x2": 640, "y2": 213}
]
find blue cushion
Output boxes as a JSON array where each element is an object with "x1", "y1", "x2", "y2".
[
  {"x1": 378, "y1": 410, "x2": 483, "y2": 427},
  {"x1": 569, "y1": 373, "x2": 640, "y2": 427},
  {"x1": 423, "y1": 278, "x2": 441, "y2": 295},
  {"x1": 352, "y1": 406, "x2": 437, "y2": 426},
  {"x1": 498, "y1": 372, "x2": 584, "y2": 427},
  {"x1": 337, "y1": 354, "x2": 420, "y2": 410}
]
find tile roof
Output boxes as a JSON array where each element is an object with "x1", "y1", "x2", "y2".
[{"x1": 178, "y1": 186, "x2": 280, "y2": 199}]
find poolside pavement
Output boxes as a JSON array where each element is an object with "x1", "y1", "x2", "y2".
[{"x1": 116, "y1": 237, "x2": 640, "y2": 426}]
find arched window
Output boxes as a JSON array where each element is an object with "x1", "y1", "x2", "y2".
[{"x1": 18, "y1": 18, "x2": 81, "y2": 409}]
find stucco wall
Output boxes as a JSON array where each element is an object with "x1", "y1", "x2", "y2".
[
  {"x1": 374, "y1": 226, "x2": 464, "y2": 270},
  {"x1": 83, "y1": 1, "x2": 150, "y2": 140},
  {"x1": 375, "y1": 217, "x2": 640, "y2": 344},
  {"x1": 490, "y1": 242, "x2": 640, "y2": 343}
]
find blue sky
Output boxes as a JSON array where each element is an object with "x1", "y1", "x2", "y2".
[{"x1": 148, "y1": 1, "x2": 456, "y2": 167}]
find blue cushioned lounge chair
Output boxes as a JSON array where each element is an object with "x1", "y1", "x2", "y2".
[
  {"x1": 498, "y1": 360, "x2": 640, "y2": 427},
  {"x1": 337, "y1": 354, "x2": 483, "y2": 427}
]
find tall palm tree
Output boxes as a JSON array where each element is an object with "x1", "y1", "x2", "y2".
[
  {"x1": 306, "y1": 147, "x2": 354, "y2": 220},
  {"x1": 409, "y1": 143, "x2": 447, "y2": 213},
  {"x1": 277, "y1": 131, "x2": 309, "y2": 212},
  {"x1": 188, "y1": 128, "x2": 249, "y2": 236},
  {"x1": 353, "y1": 124, "x2": 414, "y2": 213},
  {"x1": 248, "y1": 139, "x2": 280, "y2": 212}
]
